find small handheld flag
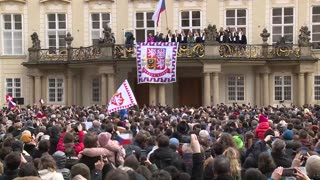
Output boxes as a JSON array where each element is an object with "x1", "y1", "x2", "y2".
[
  {"x1": 39, "y1": 98, "x2": 44, "y2": 105},
  {"x1": 5, "y1": 95, "x2": 13, "y2": 103},
  {"x1": 8, "y1": 101, "x2": 16, "y2": 108},
  {"x1": 107, "y1": 80, "x2": 137, "y2": 114}
]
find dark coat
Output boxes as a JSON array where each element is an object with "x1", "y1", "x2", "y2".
[
  {"x1": 149, "y1": 147, "x2": 179, "y2": 169},
  {"x1": 271, "y1": 151, "x2": 292, "y2": 168},
  {"x1": 0, "y1": 169, "x2": 19, "y2": 180}
]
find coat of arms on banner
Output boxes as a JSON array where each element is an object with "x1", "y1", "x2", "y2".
[{"x1": 136, "y1": 42, "x2": 178, "y2": 83}]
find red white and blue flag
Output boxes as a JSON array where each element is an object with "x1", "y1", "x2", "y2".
[
  {"x1": 39, "y1": 98, "x2": 44, "y2": 105},
  {"x1": 117, "y1": 133, "x2": 133, "y2": 146},
  {"x1": 152, "y1": 0, "x2": 166, "y2": 26},
  {"x1": 6, "y1": 95, "x2": 16, "y2": 108}
]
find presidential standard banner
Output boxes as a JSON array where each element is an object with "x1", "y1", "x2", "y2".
[{"x1": 136, "y1": 42, "x2": 178, "y2": 84}]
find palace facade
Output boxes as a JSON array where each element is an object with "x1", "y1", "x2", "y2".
[{"x1": 1, "y1": 0, "x2": 320, "y2": 107}]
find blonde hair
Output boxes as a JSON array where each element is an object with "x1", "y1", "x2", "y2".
[{"x1": 223, "y1": 147, "x2": 241, "y2": 179}]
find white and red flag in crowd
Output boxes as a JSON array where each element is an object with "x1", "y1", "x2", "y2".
[
  {"x1": 5, "y1": 95, "x2": 13, "y2": 103},
  {"x1": 5, "y1": 95, "x2": 16, "y2": 108},
  {"x1": 39, "y1": 98, "x2": 44, "y2": 105},
  {"x1": 152, "y1": 0, "x2": 166, "y2": 27},
  {"x1": 107, "y1": 80, "x2": 137, "y2": 114},
  {"x1": 136, "y1": 42, "x2": 178, "y2": 83}
]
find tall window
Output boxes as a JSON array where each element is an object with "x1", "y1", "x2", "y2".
[
  {"x1": 227, "y1": 75, "x2": 245, "y2": 101},
  {"x1": 272, "y1": 7, "x2": 294, "y2": 43},
  {"x1": 91, "y1": 13, "x2": 111, "y2": 45},
  {"x1": 312, "y1": 6, "x2": 320, "y2": 48},
  {"x1": 225, "y1": 9, "x2": 247, "y2": 34},
  {"x1": 47, "y1": 13, "x2": 66, "y2": 51},
  {"x1": 5, "y1": 78, "x2": 21, "y2": 98},
  {"x1": 48, "y1": 78, "x2": 64, "y2": 102},
  {"x1": 92, "y1": 78, "x2": 100, "y2": 102},
  {"x1": 274, "y1": 75, "x2": 292, "y2": 101},
  {"x1": 135, "y1": 12, "x2": 154, "y2": 42},
  {"x1": 2, "y1": 14, "x2": 23, "y2": 55},
  {"x1": 314, "y1": 76, "x2": 320, "y2": 100},
  {"x1": 180, "y1": 11, "x2": 201, "y2": 35}
]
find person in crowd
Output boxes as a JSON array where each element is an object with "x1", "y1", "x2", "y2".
[{"x1": 37, "y1": 155, "x2": 64, "y2": 180}]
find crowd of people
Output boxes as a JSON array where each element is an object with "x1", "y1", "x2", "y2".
[
  {"x1": 0, "y1": 103, "x2": 319, "y2": 180},
  {"x1": 146, "y1": 27, "x2": 247, "y2": 45}
]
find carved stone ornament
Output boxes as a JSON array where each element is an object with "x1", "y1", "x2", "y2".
[
  {"x1": 31, "y1": 32, "x2": 41, "y2": 49},
  {"x1": 204, "y1": 24, "x2": 218, "y2": 43},
  {"x1": 260, "y1": 28, "x2": 270, "y2": 44},
  {"x1": 102, "y1": 24, "x2": 114, "y2": 44},
  {"x1": 298, "y1": 26, "x2": 311, "y2": 47},
  {"x1": 65, "y1": 32, "x2": 74, "y2": 48}
]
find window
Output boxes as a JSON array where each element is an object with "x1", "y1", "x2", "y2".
[
  {"x1": 91, "y1": 13, "x2": 111, "y2": 45},
  {"x1": 180, "y1": 11, "x2": 201, "y2": 35},
  {"x1": 225, "y1": 9, "x2": 247, "y2": 34},
  {"x1": 227, "y1": 75, "x2": 245, "y2": 101},
  {"x1": 5, "y1": 78, "x2": 21, "y2": 98},
  {"x1": 92, "y1": 78, "x2": 100, "y2": 102},
  {"x1": 272, "y1": 7, "x2": 294, "y2": 43},
  {"x1": 48, "y1": 78, "x2": 64, "y2": 102},
  {"x1": 274, "y1": 75, "x2": 292, "y2": 101},
  {"x1": 135, "y1": 12, "x2": 155, "y2": 42},
  {"x1": 314, "y1": 75, "x2": 320, "y2": 100},
  {"x1": 312, "y1": 6, "x2": 320, "y2": 47},
  {"x1": 47, "y1": 13, "x2": 66, "y2": 51},
  {"x1": 2, "y1": 14, "x2": 23, "y2": 55}
]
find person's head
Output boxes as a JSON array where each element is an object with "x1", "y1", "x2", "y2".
[
  {"x1": 299, "y1": 129, "x2": 308, "y2": 140},
  {"x1": 211, "y1": 142, "x2": 224, "y2": 157},
  {"x1": 18, "y1": 163, "x2": 39, "y2": 177},
  {"x1": 105, "y1": 122, "x2": 114, "y2": 133},
  {"x1": 38, "y1": 140, "x2": 50, "y2": 152},
  {"x1": 218, "y1": 132, "x2": 237, "y2": 150},
  {"x1": 271, "y1": 139, "x2": 286, "y2": 153},
  {"x1": 258, "y1": 151, "x2": 276, "y2": 174},
  {"x1": 83, "y1": 133, "x2": 98, "y2": 148},
  {"x1": 157, "y1": 135, "x2": 169, "y2": 148},
  {"x1": 4, "y1": 152, "x2": 21, "y2": 171},
  {"x1": 151, "y1": 170, "x2": 172, "y2": 180},
  {"x1": 305, "y1": 155, "x2": 320, "y2": 179},
  {"x1": 244, "y1": 168, "x2": 266, "y2": 180},
  {"x1": 70, "y1": 163, "x2": 91, "y2": 180},
  {"x1": 136, "y1": 165, "x2": 152, "y2": 180},
  {"x1": 213, "y1": 155, "x2": 231, "y2": 176},
  {"x1": 38, "y1": 155, "x2": 57, "y2": 172},
  {"x1": 0, "y1": 147, "x2": 12, "y2": 161},
  {"x1": 92, "y1": 120, "x2": 100, "y2": 128},
  {"x1": 124, "y1": 154, "x2": 140, "y2": 170},
  {"x1": 223, "y1": 147, "x2": 241, "y2": 177},
  {"x1": 52, "y1": 151, "x2": 66, "y2": 169},
  {"x1": 63, "y1": 133, "x2": 74, "y2": 144},
  {"x1": 105, "y1": 169, "x2": 129, "y2": 180}
]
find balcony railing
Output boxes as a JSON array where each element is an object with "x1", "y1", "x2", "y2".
[{"x1": 29, "y1": 43, "x2": 306, "y2": 62}]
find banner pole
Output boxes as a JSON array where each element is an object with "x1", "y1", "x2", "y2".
[{"x1": 165, "y1": 0, "x2": 168, "y2": 30}]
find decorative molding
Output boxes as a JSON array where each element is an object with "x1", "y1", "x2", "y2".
[
  {"x1": 85, "y1": 0, "x2": 114, "y2": 2},
  {"x1": 40, "y1": 0, "x2": 71, "y2": 3},
  {"x1": 0, "y1": 0, "x2": 26, "y2": 3}
]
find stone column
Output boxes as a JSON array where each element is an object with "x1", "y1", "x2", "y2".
[
  {"x1": 255, "y1": 74, "x2": 261, "y2": 106},
  {"x1": 212, "y1": 72, "x2": 219, "y2": 105},
  {"x1": 298, "y1": 72, "x2": 305, "y2": 106},
  {"x1": 306, "y1": 72, "x2": 313, "y2": 105},
  {"x1": 158, "y1": 84, "x2": 166, "y2": 106},
  {"x1": 100, "y1": 74, "x2": 107, "y2": 105},
  {"x1": 149, "y1": 84, "x2": 157, "y2": 106},
  {"x1": 28, "y1": 76, "x2": 34, "y2": 105},
  {"x1": 263, "y1": 73, "x2": 269, "y2": 106},
  {"x1": 107, "y1": 74, "x2": 115, "y2": 101},
  {"x1": 203, "y1": 73, "x2": 211, "y2": 106},
  {"x1": 34, "y1": 76, "x2": 42, "y2": 105},
  {"x1": 67, "y1": 72, "x2": 73, "y2": 106}
]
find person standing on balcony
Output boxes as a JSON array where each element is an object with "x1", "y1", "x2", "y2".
[
  {"x1": 147, "y1": 33, "x2": 155, "y2": 42},
  {"x1": 180, "y1": 30, "x2": 187, "y2": 43},
  {"x1": 238, "y1": 28, "x2": 247, "y2": 45},
  {"x1": 217, "y1": 27, "x2": 225, "y2": 43},
  {"x1": 187, "y1": 30, "x2": 195, "y2": 47},
  {"x1": 231, "y1": 28, "x2": 238, "y2": 43},
  {"x1": 165, "y1": 30, "x2": 173, "y2": 42},
  {"x1": 154, "y1": 32, "x2": 160, "y2": 42},
  {"x1": 174, "y1": 30, "x2": 180, "y2": 42},
  {"x1": 201, "y1": 30, "x2": 206, "y2": 43}
]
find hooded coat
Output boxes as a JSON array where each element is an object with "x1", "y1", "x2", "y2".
[
  {"x1": 254, "y1": 115, "x2": 271, "y2": 140},
  {"x1": 52, "y1": 151, "x2": 71, "y2": 180}
]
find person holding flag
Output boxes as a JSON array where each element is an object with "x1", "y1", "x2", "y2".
[{"x1": 5, "y1": 94, "x2": 16, "y2": 109}]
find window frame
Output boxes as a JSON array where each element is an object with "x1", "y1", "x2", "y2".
[
  {"x1": 47, "y1": 76, "x2": 64, "y2": 103},
  {"x1": 314, "y1": 75, "x2": 320, "y2": 101},
  {"x1": 134, "y1": 11, "x2": 155, "y2": 42},
  {"x1": 227, "y1": 75, "x2": 245, "y2": 102},
  {"x1": 224, "y1": 9, "x2": 247, "y2": 35},
  {"x1": 274, "y1": 75, "x2": 292, "y2": 101},
  {"x1": 92, "y1": 77, "x2": 101, "y2": 102},
  {"x1": 271, "y1": 7, "x2": 295, "y2": 44},
  {"x1": 5, "y1": 78, "x2": 22, "y2": 98},
  {"x1": 90, "y1": 12, "x2": 111, "y2": 46},
  {"x1": 179, "y1": 10, "x2": 202, "y2": 35},
  {"x1": 311, "y1": 6, "x2": 320, "y2": 46},
  {"x1": 46, "y1": 13, "x2": 67, "y2": 50},
  {"x1": 1, "y1": 14, "x2": 23, "y2": 55}
]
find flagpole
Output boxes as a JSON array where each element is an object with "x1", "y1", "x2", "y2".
[{"x1": 165, "y1": 0, "x2": 168, "y2": 30}]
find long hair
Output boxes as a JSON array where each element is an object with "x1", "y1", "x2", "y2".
[
  {"x1": 218, "y1": 133, "x2": 237, "y2": 150},
  {"x1": 258, "y1": 152, "x2": 276, "y2": 174},
  {"x1": 223, "y1": 147, "x2": 241, "y2": 179}
]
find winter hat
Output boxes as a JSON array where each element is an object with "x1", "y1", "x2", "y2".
[
  {"x1": 52, "y1": 151, "x2": 67, "y2": 169},
  {"x1": 199, "y1": 130, "x2": 210, "y2": 140},
  {"x1": 259, "y1": 115, "x2": 268, "y2": 123},
  {"x1": 232, "y1": 135, "x2": 244, "y2": 149},
  {"x1": 169, "y1": 138, "x2": 179, "y2": 149},
  {"x1": 98, "y1": 132, "x2": 111, "y2": 147},
  {"x1": 26, "y1": 120, "x2": 33, "y2": 127},
  {"x1": 98, "y1": 114, "x2": 105, "y2": 120},
  {"x1": 305, "y1": 155, "x2": 320, "y2": 178},
  {"x1": 282, "y1": 130, "x2": 294, "y2": 140},
  {"x1": 20, "y1": 133, "x2": 33, "y2": 143},
  {"x1": 251, "y1": 120, "x2": 258, "y2": 128}
]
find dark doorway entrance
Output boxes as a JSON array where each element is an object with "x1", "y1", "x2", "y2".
[
  {"x1": 178, "y1": 77, "x2": 202, "y2": 107},
  {"x1": 134, "y1": 80, "x2": 150, "y2": 107}
]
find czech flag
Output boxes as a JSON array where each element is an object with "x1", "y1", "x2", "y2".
[
  {"x1": 117, "y1": 133, "x2": 133, "y2": 146},
  {"x1": 8, "y1": 100, "x2": 16, "y2": 108},
  {"x1": 152, "y1": 0, "x2": 166, "y2": 27},
  {"x1": 39, "y1": 98, "x2": 44, "y2": 105}
]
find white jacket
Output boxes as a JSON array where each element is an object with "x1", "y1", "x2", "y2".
[{"x1": 38, "y1": 169, "x2": 64, "y2": 180}]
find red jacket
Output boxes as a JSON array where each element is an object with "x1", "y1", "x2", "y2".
[
  {"x1": 255, "y1": 122, "x2": 271, "y2": 140},
  {"x1": 57, "y1": 131, "x2": 84, "y2": 156}
]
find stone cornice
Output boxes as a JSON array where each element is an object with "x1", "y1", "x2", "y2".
[
  {"x1": 0, "y1": 0, "x2": 27, "y2": 3},
  {"x1": 84, "y1": 0, "x2": 114, "y2": 2},
  {"x1": 40, "y1": 0, "x2": 71, "y2": 3}
]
